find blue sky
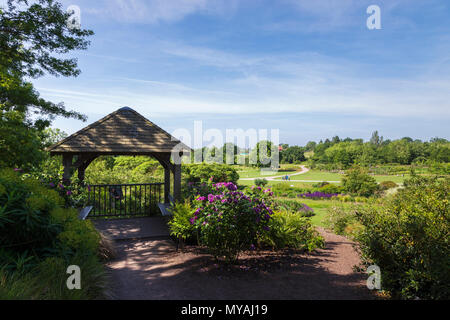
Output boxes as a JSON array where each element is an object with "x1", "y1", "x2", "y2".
[{"x1": 21, "y1": 0, "x2": 450, "y2": 146}]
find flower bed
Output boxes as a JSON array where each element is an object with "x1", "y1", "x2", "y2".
[{"x1": 297, "y1": 191, "x2": 340, "y2": 200}]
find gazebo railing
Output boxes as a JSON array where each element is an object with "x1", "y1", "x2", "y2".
[{"x1": 87, "y1": 183, "x2": 163, "y2": 218}]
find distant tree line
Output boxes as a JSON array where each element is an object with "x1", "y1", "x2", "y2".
[
  {"x1": 308, "y1": 131, "x2": 449, "y2": 169},
  {"x1": 188, "y1": 131, "x2": 449, "y2": 169}
]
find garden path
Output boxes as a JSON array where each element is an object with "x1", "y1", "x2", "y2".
[{"x1": 106, "y1": 227, "x2": 374, "y2": 300}]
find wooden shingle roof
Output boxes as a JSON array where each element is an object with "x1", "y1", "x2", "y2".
[{"x1": 48, "y1": 107, "x2": 192, "y2": 155}]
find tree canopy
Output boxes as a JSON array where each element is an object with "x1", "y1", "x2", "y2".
[{"x1": 0, "y1": 0, "x2": 93, "y2": 169}]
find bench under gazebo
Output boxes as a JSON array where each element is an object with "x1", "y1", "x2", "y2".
[{"x1": 47, "y1": 107, "x2": 191, "y2": 219}]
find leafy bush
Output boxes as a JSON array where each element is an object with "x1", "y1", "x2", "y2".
[
  {"x1": 297, "y1": 191, "x2": 339, "y2": 200},
  {"x1": 184, "y1": 163, "x2": 239, "y2": 184},
  {"x1": 261, "y1": 211, "x2": 324, "y2": 251},
  {"x1": 273, "y1": 199, "x2": 315, "y2": 217},
  {"x1": 342, "y1": 166, "x2": 378, "y2": 197},
  {"x1": 379, "y1": 180, "x2": 398, "y2": 191},
  {"x1": 318, "y1": 183, "x2": 344, "y2": 194},
  {"x1": 325, "y1": 205, "x2": 362, "y2": 237},
  {"x1": 0, "y1": 169, "x2": 108, "y2": 299},
  {"x1": 356, "y1": 175, "x2": 450, "y2": 300},
  {"x1": 192, "y1": 183, "x2": 274, "y2": 263},
  {"x1": 0, "y1": 169, "x2": 64, "y2": 267},
  {"x1": 271, "y1": 184, "x2": 306, "y2": 198},
  {"x1": 254, "y1": 178, "x2": 269, "y2": 187},
  {"x1": 168, "y1": 202, "x2": 196, "y2": 242}
]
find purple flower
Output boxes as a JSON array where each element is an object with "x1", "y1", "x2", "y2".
[
  {"x1": 196, "y1": 196, "x2": 206, "y2": 201},
  {"x1": 49, "y1": 182, "x2": 55, "y2": 188},
  {"x1": 263, "y1": 226, "x2": 271, "y2": 231},
  {"x1": 58, "y1": 184, "x2": 64, "y2": 189},
  {"x1": 208, "y1": 194, "x2": 215, "y2": 203},
  {"x1": 250, "y1": 244, "x2": 256, "y2": 251},
  {"x1": 66, "y1": 191, "x2": 72, "y2": 196}
]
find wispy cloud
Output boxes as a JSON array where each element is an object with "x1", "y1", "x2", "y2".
[{"x1": 67, "y1": 0, "x2": 239, "y2": 24}]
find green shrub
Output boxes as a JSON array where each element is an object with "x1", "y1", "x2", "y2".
[
  {"x1": 0, "y1": 169, "x2": 108, "y2": 299},
  {"x1": 254, "y1": 178, "x2": 269, "y2": 187},
  {"x1": 313, "y1": 181, "x2": 330, "y2": 188},
  {"x1": 184, "y1": 163, "x2": 239, "y2": 184},
  {"x1": 325, "y1": 205, "x2": 362, "y2": 237},
  {"x1": 271, "y1": 184, "x2": 305, "y2": 198},
  {"x1": 318, "y1": 183, "x2": 344, "y2": 194},
  {"x1": 261, "y1": 211, "x2": 324, "y2": 251},
  {"x1": 379, "y1": 180, "x2": 398, "y2": 191},
  {"x1": 273, "y1": 199, "x2": 315, "y2": 217},
  {"x1": 0, "y1": 169, "x2": 63, "y2": 269},
  {"x1": 356, "y1": 175, "x2": 450, "y2": 300},
  {"x1": 342, "y1": 166, "x2": 378, "y2": 197},
  {"x1": 168, "y1": 202, "x2": 196, "y2": 242}
]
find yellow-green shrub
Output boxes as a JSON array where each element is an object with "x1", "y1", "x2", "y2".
[
  {"x1": 357, "y1": 175, "x2": 450, "y2": 300},
  {"x1": 260, "y1": 211, "x2": 324, "y2": 251}
]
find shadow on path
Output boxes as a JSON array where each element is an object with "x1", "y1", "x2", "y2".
[{"x1": 105, "y1": 228, "x2": 375, "y2": 300}]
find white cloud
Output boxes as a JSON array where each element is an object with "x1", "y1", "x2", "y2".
[{"x1": 67, "y1": 0, "x2": 239, "y2": 24}]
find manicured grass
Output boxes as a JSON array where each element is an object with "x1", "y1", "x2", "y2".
[
  {"x1": 274, "y1": 197, "x2": 357, "y2": 228},
  {"x1": 284, "y1": 170, "x2": 342, "y2": 182},
  {"x1": 235, "y1": 165, "x2": 302, "y2": 179},
  {"x1": 239, "y1": 179, "x2": 317, "y2": 188},
  {"x1": 372, "y1": 175, "x2": 409, "y2": 184}
]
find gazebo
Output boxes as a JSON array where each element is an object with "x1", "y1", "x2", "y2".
[{"x1": 47, "y1": 107, "x2": 191, "y2": 209}]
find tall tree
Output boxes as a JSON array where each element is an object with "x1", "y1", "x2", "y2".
[{"x1": 0, "y1": 0, "x2": 93, "y2": 169}]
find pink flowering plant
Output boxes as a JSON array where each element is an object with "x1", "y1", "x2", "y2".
[{"x1": 192, "y1": 182, "x2": 275, "y2": 262}]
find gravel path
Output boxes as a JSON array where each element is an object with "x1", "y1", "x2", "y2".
[{"x1": 106, "y1": 228, "x2": 374, "y2": 300}]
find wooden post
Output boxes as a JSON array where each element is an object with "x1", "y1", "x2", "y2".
[
  {"x1": 78, "y1": 166, "x2": 86, "y2": 182},
  {"x1": 76, "y1": 156, "x2": 97, "y2": 184},
  {"x1": 62, "y1": 154, "x2": 73, "y2": 185},
  {"x1": 164, "y1": 166, "x2": 171, "y2": 204},
  {"x1": 173, "y1": 164, "x2": 182, "y2": 202}
]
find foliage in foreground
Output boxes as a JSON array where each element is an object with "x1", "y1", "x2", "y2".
[
  {"x1": 0, "y1": 169, "x2": 109, "y2": 299},
  {"x1": 356, "y1": 175, "x2": 450, "y2": 300},
  {"x1": 260, "y1": 210, "x2": 324, "y2": 251},
  {"x1": 168, "y1": 202, "x2": 196, "y2": 242}
]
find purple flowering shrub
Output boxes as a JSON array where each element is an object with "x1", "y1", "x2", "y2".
[
  {"x1": 182, "y1": 180, "x2": 216, "y2": 202},
  {"x1": 192, "y1": 183, "x2": 275, "y2": 262}
]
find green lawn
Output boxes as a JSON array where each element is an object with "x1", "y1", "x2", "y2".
[
  {"x1": 275, "y1": 197, "x2": 357, "y2": 228},
  {"x1": 271, "y1": 169, "x2": 410, "y2": 184},
  {"x1": 235, "y1": 164, "x2": 302, "y2": 179}
]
